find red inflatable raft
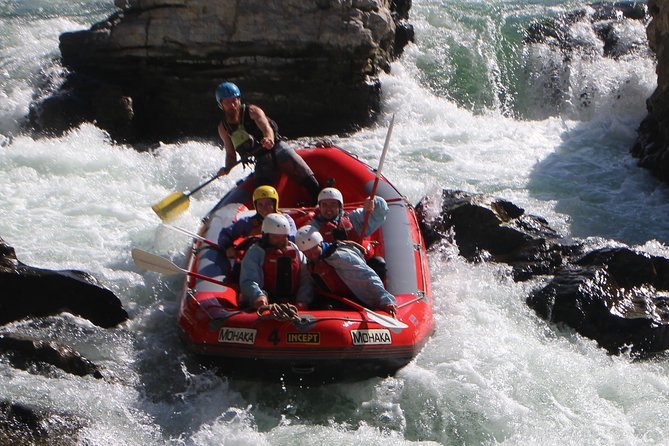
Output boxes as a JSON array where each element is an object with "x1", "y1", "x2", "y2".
[{"x1": 177, "y1": 146, "x2": 433, "y2": 381}]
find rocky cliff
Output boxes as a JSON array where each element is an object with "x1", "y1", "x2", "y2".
[
  {"x1": 633, "y1": 0, "x2": 669, "y2": 182},
  {"x1": 30, "y1": 0, "x2": 413, "y2": 142}
]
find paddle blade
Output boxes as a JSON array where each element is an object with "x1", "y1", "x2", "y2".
[
  {"x1": 131, "y1": 248, "x2": 185, "y2": 276},
  {"x1": 365, "y1": 310, "x2": 408, "y2": 331},
  {"x1": 151, "y1": 192, "x2": 190, "y2": 221}
]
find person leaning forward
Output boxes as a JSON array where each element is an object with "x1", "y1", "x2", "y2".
[
  {"x1": 214, "y1": 82, "x2": 320, "y2": 200},
  {"x1": 239, "y1": 213, "x2": 313, "y2": 310},
  {"x1": 295, "y1": 225, "x2": 397, "y2": 317}
]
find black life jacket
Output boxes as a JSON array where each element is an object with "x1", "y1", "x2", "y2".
[{"x1": 221, "y1": 103, "x2": 279, "y2": 167}]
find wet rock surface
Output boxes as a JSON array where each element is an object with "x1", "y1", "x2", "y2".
[
  {"x1": 632, "y1": 0, "x2": 669, "y2": 183},
  {"x1": 416, "y1": 189, "x2": 582, "y2": 281},
  {"x1": 524, "y1": 1, "x2": 650, "y2": 58},
  {"x1": 0, "y1": 237, "x2": 128, "y2": 328},
  {"x1": 418, "y1": 189, "x2": 669, "y2": 355},
  {"x1": 0, "y1": 332, "x2": 104, "y2": 379},
  {"x1": 0, "y1": 236, "x2": 121, "y2": 377},
  {"x1": 0, "y1": 400, "x2": 86, "y2": 446}
]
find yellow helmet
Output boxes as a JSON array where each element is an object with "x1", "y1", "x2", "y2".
[{"x1": 253, "y1": 185, "x2": 279, "y2": 212}]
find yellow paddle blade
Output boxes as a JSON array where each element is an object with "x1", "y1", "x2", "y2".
[{"x1": 151, "y1": 191, "x2": 190, "y2": 221}]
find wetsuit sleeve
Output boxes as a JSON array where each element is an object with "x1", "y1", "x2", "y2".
[
  {"x1": 239, "y1": 244, "x2": 267, "y2": 307},
  {"x1": 348, "y1": 196, "x2": 389, "y2": 237},
  {"x1": 326, "y1": 246, "x2": 395, "y2": 309}
]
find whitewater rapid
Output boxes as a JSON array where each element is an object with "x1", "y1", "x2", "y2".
[{"x1": 3, "y1": 0, "x2": 669, "y2": 445}]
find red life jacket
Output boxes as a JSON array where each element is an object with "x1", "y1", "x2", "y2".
[
  {"x1": 310, "y1": 259, "x2": 352, "y2": 298},
  {"x1": 319, "y1": 214, "x2": 355, "y2": 243},
  {"x1": 262, "y1": 243, "x2": 301, "y2": 302}
]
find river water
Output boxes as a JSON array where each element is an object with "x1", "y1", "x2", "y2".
[{"x1": 2, "y1": 1, "x2": 669, "y2": 444}]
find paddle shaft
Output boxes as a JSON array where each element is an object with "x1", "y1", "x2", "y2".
[
  {"x1": 132, "y1": 248, "x2": 228, "y2": 287},
  {"x1": 185, "y1": 175, "x2": 218, "y2": 198},
  {"x1": 163, "y1": 224, "x2": 221, "y2": 250},
  {"x1": 188, "y1": 160, "x2": 242, "y2": 197},
  {"x1": 359, "y1": 114, "x2": 395, "y2": 241}
]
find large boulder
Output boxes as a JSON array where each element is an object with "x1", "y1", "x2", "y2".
[
  {"x1": 0, "y1": 237, "x2": 128, "y2": 328},
  {"x1": 632, "y1": 0, "x2": 669, "y2": 183},
  {"x1": 416, "y1": 190, "x2": 669, "y2": 355},
  {"x1": 30, "y1": 0, "x2": 414, "y2": 142},
  {"x1": 416, "y1": 189, "x2": 580, "y2": 281},
  {"x1": 527, "y1": 247, "x2": 669, "y2": 355}
]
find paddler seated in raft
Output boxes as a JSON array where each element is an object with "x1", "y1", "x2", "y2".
[
  {"x1": 309, "y1": 187, "x2": 388, "y2": 242},
  {"x1": 239, "y1": 213, "x2": 313, "y2": 310},
  {"x1": 213, "y1": 81, "x2": 320, "y2": 201},
  {"x1": 309, "y1": 187, "x2": 389, "y2": 280},
  {"x1": 295, "y1": 225, "x2": 397, "y2": 317},
  {"x1": 218, "y1": 185, "x2": 297, "y2": 263}
]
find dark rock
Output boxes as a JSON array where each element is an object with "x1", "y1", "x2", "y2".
[
  {"x1": 416, "y1": 190, "x2": 669, "y2": 356},
  {"x1": 524, "y1": 2, "x2": 649, "y2": 58},
  {"x1": 30, "y1": 0, "x2": 414, "y2": 143},
  {"x1": 416, "y1": 189, "x2": 580, "y2": 280},
  {"x1": 28, "y1": 70, "x2": 136, "y2": 142},
  {"x1": 528, "y1": 247, "x2": 669, "y2": 355},
  {"x1": 0, "y1": 399, "x2": 85, "y2": 446},
  {"x1": 0, "y1": 332, "x2": 104, "y2": 379},
  {"x1": 630, "y1": 0, "x2": 669, "y2": 184},
  {"x1": 0, "y1": 237, "x2": 128, "y2": 328}
]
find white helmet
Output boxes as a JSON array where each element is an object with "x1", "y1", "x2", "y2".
[
  {"x1": 295, "y1": 226, "x2": 323, "y2": 251},
  {"x1": 317, "y1": 187, "x2": 343, "y2": 206},
  {"x1": 261, "y1": 213, "x2": 291, "y2": 235}
]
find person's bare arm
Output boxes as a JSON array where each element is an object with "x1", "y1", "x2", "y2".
[
  {"x1": 217, "y1": 122, "x2": 238, "y2": 176},
  {"x1": 248, "y1": 105, "x2": 275, "y2": 149}
]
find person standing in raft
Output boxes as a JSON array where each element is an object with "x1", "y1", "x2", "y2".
[
  {"x1": 239, "y1": 213, "x2": 313, "y2": 310},
  {"x1": 214, "y1": 82, "x2": 320, "y2": 200},
  {"x1": 308, "y1": 187, "x2": 389, "y2": 243},
  {"x1": 295, "y1": 226, "x2": 397, "y2": 317}
]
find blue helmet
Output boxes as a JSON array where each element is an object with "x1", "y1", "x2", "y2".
[{"x1": 215, "y1": 82, "x2": 240, "y2": 103}]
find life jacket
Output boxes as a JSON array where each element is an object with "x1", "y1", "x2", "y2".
[
  {"x1": 316, "y1": 214, "x2": 356, "y2": 243},
  {"x1": 221, "y1": 103, "x2": 279, "y2": 167},
  {"x1": 261, "y1": 240, "x2": 301, "y2": 303}
]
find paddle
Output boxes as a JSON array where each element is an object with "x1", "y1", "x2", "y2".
[
  {"x1": 359, "y1": 114, "x2": 395, "y2": 241},
  {"x1": 132, "y1": 248, "x2": 243, "y2": 323},
  {"x1": 318, "y1": 289, "x2": 408, "y2": 331},
  {"x1": 131, "y1": 248, "x2": 227, "y2": 287},
  {"x1": 151, "y1": 161, "x2": 240, "y2": 221},
  {"x1": 162, "y1": 223, "x2": 221, "y2": 250}
]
